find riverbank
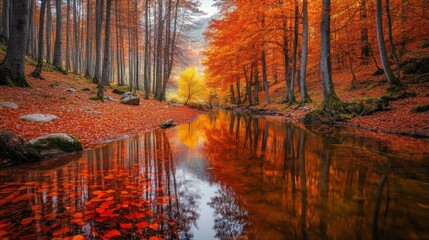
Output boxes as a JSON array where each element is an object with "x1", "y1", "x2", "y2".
[{"x1": 0, "y1": 65, "x2": 202, "y2": 149}]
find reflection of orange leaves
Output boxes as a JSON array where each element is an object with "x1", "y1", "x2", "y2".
[
  {"x1": 73, "y1": 212, "x2": 83, "y2": 219},
  {"x1": 95, "y1": 217, "x2": 108, "y2": 223},
  {"x1": 149, "y1": 237, "x2": 160, "y2": 240},
  {"x1": 146, "y1": 210, "x2": 154, "y2": 216},
  {"x1": 120, "y1": 223, "x2": 132, "y2": 229},
  {"x1": 104, "y1": 175, "x2": 115, "y2": 180},
  {"x1": 106, "y1": 189, "x2": 115, "y2": 194},
  {"x1": 20, "y1": 217, "x2": 33, "y2": 225},
  {"x1": 120, "y1": 191, "x2": 128, "y2": 195},
  {"x1": 0, "y1": 223, "x2": 10, "y2": 229},
  {"x1": 72, "y1": 235, "x2": 85, "y2": 240},
  {"x1": 52, "y1": 227, "x2": 70, "y2": 236},
  {"x1": 13, "y1": 193, "x2": 35, "y2": 203},
  {"x1": 96, "y1": 208, "x2": 105, "y2": 214},
  {"x1": 149, "y1": 223, "x2": 159, "y2": 230},
  {"x1": 135, "y1": 221, "x2": 149, "y2": 229},
  {"x1": 103, "y1": 229, "x2": 121, "y2": 238},
  {"x1": 100, "y1": 209, "x2": 115, "y2": 217}
]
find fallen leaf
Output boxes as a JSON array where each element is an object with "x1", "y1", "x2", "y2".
[
  {"x1": 20, "y1": 217, "x2": 33, "y2": 225},
  {"x1": 149, "y1": 223, "x2": 159, "y2": 230},
  {"x1": 135, "y1": 221, "x2": 149, "y2": 229},
  {"x1": 103, "y1": 230, "x2": 121, "y2": 238},
  {"x1": 149, "y1": 237, "x2": 160, "y2": 240},
  {"x1": 120, "y1": 223, "x2": 132, "y2": 229},
  {"x1": 96, "y1": 208, "x2": 105, "y2": 214},
  {"x1": 52, "y1": 227, "x2": 70, "y2": 236},
  {"x1": 0, "y1": 230, "x2": 8, "y2": 237},
  {"x1": 72, "y1": 235, "x2": 85, "y2": 240},
  {"x1": 73, "y1": 213, "x2": 83, "y2": 219}
]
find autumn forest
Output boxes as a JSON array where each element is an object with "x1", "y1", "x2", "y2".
[{"x1": 0, "y1": 0, "x2": 428, "y2": 239}]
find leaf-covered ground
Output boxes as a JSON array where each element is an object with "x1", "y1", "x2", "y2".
[{"x1": 0, "y1": 65, "x2": 201, "y2": 148}]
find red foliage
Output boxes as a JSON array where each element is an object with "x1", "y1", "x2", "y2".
[{"x1": 0, "y1": 65, "x2": 201, "y2": 148}]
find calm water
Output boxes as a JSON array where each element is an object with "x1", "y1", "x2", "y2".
[{"x1": 0, "y1": 110, "x2": 428, "y2": 239}]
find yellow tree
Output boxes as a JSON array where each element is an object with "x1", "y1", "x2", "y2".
[{"x1": 177, "y1": 66, "x2": 206, "y2": 105}]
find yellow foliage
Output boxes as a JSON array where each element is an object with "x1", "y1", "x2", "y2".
[{"x1": 177, "y1": 66, "x2": 206, "y2": 105}]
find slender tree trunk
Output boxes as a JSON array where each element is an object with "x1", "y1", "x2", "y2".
[
  {"x1": 99, "y1": 0, "x2": 111, "y2": 98},
  {"x1": 85, "y1": 0, "x2": 92, "y2": 77},
  {"x1": 236, "y1": 77, "x2": 241, "y2": 104},
  {"x1": 360, "y1": 0, "x2": 370, "y2": 64},
  {"x1": 289, "y1": 2, "x2": 299, "y2": 104},
  {"x1": 299, "y1": 0, "x2": 310, "y2": 103},
  {"x1": 26, "y1": 0, "x2": 35, "y2": 57},
  {"x1": 46, "y1": 0, "x2": 52, "y2": 63},
  {"x1": 376, "y1": 0, "x2": 400, "y2": 88},
  {"x1": 53, "y1": 0, "x2": 63, "y2": 71},
  {"x1": 385, "y1": 0, "x2": 401, "y2": 80},
  {"x1": 65, "y1": 0, "x2": 71, "y2": 72},
  {"x1": 1, "y1": 0, "x2": 10, "y2": 42},
  {"x1": 0, "y1": 0, "x2": 30, "y2": 87},
  {"x1": 101, "y1": 0, "x2": 111, "y2": 87},
  {"x1": 321, "y1": 0, "x2": 339, "y2": 109},
  {"x1": 144, "y1": 0, "x2": 150, "y2": 99},
  {"x1": 254, "y1": 63, "x2": 260, "y2": 102},
  {"x1": 73, "y1": 0, "x2": 80, "y2": 74},
  {"x1": 31, "y1": 0, "x2": 47, "y2": 79},
  {"x1": 93, "y1": 0, "x2": 104, "y2": 83},
  {"x1": 230, "y1": 84, "x2": 236, "y2": 104},
  {"x1": 261, "y1": 50, "x2": 270, "y2": 104}
]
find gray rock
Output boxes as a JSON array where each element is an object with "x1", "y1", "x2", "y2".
[
  {"x1": 159, "y1": 119, "x2": 177, "y2": 129},
  {"x1": 0, "y1": 102, "x2": 19, "y2": 109},
  {"x1": 28, "y1": 133, "x2": 83, "y2": 158},
  {"x1": 20, "y1": 114, "x2": 58, "y2": 123},
  {"x1": 103, "y1": 96, "x2": 117, "y2": 102},
  {"x1": 120, "y1": 92, "x2": 140, "y2": 106},
  {"x1": 302, "y1": 106, "x2": 311, "y2": 112},
  {"x1": 65, "y1": 88, "x2": 77, "y2": 92}
]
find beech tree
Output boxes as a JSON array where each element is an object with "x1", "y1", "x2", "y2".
[
  {"x1": 0, "y1": 0, "x2": 30, "y2": 87},
  {"x1": 31, "y1": 0, "x2": 47, "y2": 79},
  {"x1": 52, "y1": 0, "x2": 63, "y2": 71}
]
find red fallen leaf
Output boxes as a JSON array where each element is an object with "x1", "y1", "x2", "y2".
[
  {"x1": 103, "y1": 230, "x2": 121, "y2": 238},
  {"x1": 100, "y1": 209, "x2": 115, "y2": 217},
  {"x1": 135, "y1": 213, "x2": 146, "y2": 219},
  {"x1": 73, "y1": 213, "x2": 83, "y2": 219},
  {"x1": 124, "y1": 213, "x2": 136, "y2": 220},
  {"x1": 95, "y1": 217, "x2": 108, "y2": 223},
  {"x1": 20, "y1": 217, "x2": 33, "y2": 225},
  {"x1": 52, "y1": 227, "x2": 70, "y2": 236},
  {"x1": 135, "y1": 221, "x2": 149, "y2": 229},
  {"x1": 149, "y1": 237, "x2": 160, "y2": 240},
  {"x1": 96, "y1": 208, "x2": 106, "y2": 214},
  {"x1": 146, "y1": 210, "x2": 154, "y2": 216},
  {"x1": 106, "y1": 189, "x2": 115, "y2": 194},
  {"x1": 0, "y1": 223, "x2": 10, "y2": 229},
  {"x1": 120, "y1": 223, "x2": 132, "y2": 229},
  {"x1": 149, "y1": 223, "x2": 159, "y2": 230},
  {"x1": 104, "y1": 175, "x2": 115, "y2": 180},
  {"x1": 72, "y1": 235, "x2": 85, "y2": 240}
]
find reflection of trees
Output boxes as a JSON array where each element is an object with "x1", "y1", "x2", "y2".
[
  {"x1": 0, "y1": 130, "x2": 199, "y2": 239},
  {"x1": 209, "y1": 185, "x2": 247, "y2": 240}
]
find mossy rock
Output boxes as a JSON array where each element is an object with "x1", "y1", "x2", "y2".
[
  {"x1": 28, "y1": 133, "x2": 83, "y2": 158},
  {"x1": 0, "y1": 131, "x2": 41, "y2": 165},
  {"x1": 112, "y1": 86, "x2": 129, "y2": 95}
]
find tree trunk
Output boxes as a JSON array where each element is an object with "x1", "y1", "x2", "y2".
[
  {"x1": 46, "y1": 0, "x2": 52, "y2": 63},
  {"x1": 321, "y1": 0, "x2": 339, "y2": 109},
  {"x1": 93, "y1": 0, "x2": 104, "y2": 83},
  {"x1": 299, "y1": 0, "x2": 310, "y2": 103},
  {"x1": 360, "y1": 0, "x2": 370, "y2": 64},
  {"x1": 289, "y1": 2, "x2": 299, "y2": 104},
  {"x1": 230, "y1": 84, "x2": 236, "y2": 104},
  {"x1": 1, "y1": 0, "x2": 10, "y2": 42},
  {"x1": 85, "y1": 0, "x2": 92, "y2": 77},
  {"x1": 101, "y1": 0, "x2": 112, "y2": 87},
  {"x1": 143, "y1": 0, "x2": 150, "y2": 99},
  {"x1": 254, "y1": 63, "x2": 259, "y2": 102},
  {"x1": 261, "y1": 50, "x2": 270, "y2": 104},
  {"x1": 26, "y1": 0, "x2": 35, "y2": 57},
  {"x1": 53, "y1": 0, "x2": 63, "y2": 71},
  {"x1": 375, "y1": 0, "x2": 400, "y2": 88},
  {"x1": 31, "y1": 0, "x2": 47, "y2": 79},
  {"x1": 0, "y1": 0, "x2": 30, "y2": 87},
  {"x1": 385, "y1": 0, "x2": 401, "y2": 80},
  {"x1": 236, "y1": 77, "x2": 241, "y2": 104},
  {"x1": 65, "y1": 0, "x2": 71, "y2": 72}
]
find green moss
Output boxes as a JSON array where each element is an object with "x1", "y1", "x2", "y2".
[
  {"x1": 112, "y1": 86, "x2": 129, "y2": 95},
  {"x1": 81, "y1": 87, "x2": 91, "y2": 91},
  {"x1": 411, "y1": 105, "x2": 429, "y2": 113},
  {"x1": 29, "y1": 135, "x2": 83, "y2": 153}
]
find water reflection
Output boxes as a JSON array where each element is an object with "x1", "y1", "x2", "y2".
[{"x1": 0, "y1": 110, "x2": 428, "y2": 239}]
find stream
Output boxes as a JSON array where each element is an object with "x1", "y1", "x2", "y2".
[{"x1": 0, "y1": 110, "x2": 428, "y2": 239}]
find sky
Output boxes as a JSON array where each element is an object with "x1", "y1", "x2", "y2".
[{"x1": 199, "y1": 0, "x2": 218, "y2": 17}]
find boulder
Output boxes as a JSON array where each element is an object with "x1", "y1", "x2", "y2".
[
  {"x1": 20, "y1": 114, "x2": 58, "y2": 123},
  {"x1": 120, "y1": 92, "x2": 140, "y2": 105},
  {"x1": 0, "y1": 102, "x2": 19, "y2": 109},
  {"x1": 28, "y1": 133, "x2": 83, "y2": 158},
  {"x1": 159, "y1": 119, "x2": 177, "y2": 129},
  {"x1": 0, "y1": 131, "x2": 41, "y2": 165},
  {"x1": 65, "y1": 88, "x2": 77, "y2": 92}
]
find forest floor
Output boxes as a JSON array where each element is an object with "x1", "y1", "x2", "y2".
[
  {"x1": 251, "y1": 46, "x2": 429, "y2": 138},
  {"x1": 0, "y1": 61, "x2": 201, "y2": 148}
]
